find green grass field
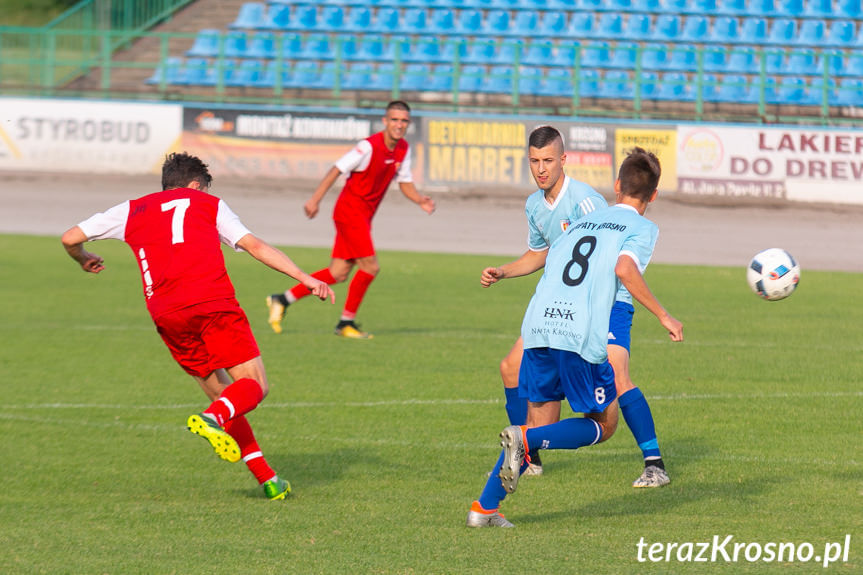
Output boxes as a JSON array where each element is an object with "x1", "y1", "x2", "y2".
[{"x1": 1, "y1": 233, "x2": 860, "y2": 574}]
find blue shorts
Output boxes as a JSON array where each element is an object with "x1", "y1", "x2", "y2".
[
  {"x1": 608, "y1": 301, "x2": 634, "y2": 351},
  {"x1": 519, "y1": 347, "x2": 617, "y2": 414}
]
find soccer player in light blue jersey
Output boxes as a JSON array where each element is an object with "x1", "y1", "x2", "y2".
[
  {"x1": 482, "y1": 129, "x2": 671, "y2": 488},
  {"x1": 468, "y1": 147, "x2": 683, "y2": 527},
  {"x1": 481, "y1": 126, "x2": 606, "y2": 475}
]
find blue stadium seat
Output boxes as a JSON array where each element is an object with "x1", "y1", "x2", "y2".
[
  {"x1": 301, "y1": 34, "x2": 333, "y2": 60},
  {"x1": 580, "y1": 41, "x2": 610, "y2": 68},
  {"x1": 316, "y1": 5, "x2": 344, "y2": 31},
  {"x1": 230, "y1": 2, "x2": 266, "y2": 29},
  {"x1": 261, "y1": 4, "x2": 290, "y2": 30},
  {"x1": 342, "y1": 62, "x2": 373, "y2": 90},
  {"x1": 223, "y1": 31, "x2": 248, "y2": 58},
  {"x1": 650, "y1": 14, "x2": 682, "y2": 41},
  {"x1": 185, "y1": 58, "x2": 218, "y2": 86},
  {"x1": 748, "y1": 76, "x2": 779, "y2": 105},
  {"x1": 837, "y1": 78, "x2": 863, "y2": 105},
  {"x1": 494, "y1": 39, "x2": 525, "y2": 65},
  {"x1": 725, "y1": 46, "x2": 758, "y2": 74},
  {"x1": 372, "y1": 63, "x2": 396, "y2": 91},
  {"x1": 482, "y1": 66, "x2": 515, "y2": 94},
  {"x1": 766, "y1": 18, "x2": 796, "y2": 45},
  {"x1": 370, "y1": 8, "x2": 399, "y2": 34},
  {"x1": 594, "y1": 13, "x2": 624, "y2": 40},
  {"x1": 342, "y1": 7, "x2": 372, "y2": 33},
  {"x1": 522, "y1": 40, "x2": 554, "y2": 66},
  {"x1": 818, "y1": 49, "x2": 845, "y2": 77},
  {"x1": 566, "y1": 12, "x2": 594, "y2": 38},
  {"x1": 808, "y1": 77, "x2": 839, "y2": 106},
  {"x1": 456, "y1": 9, "x2": 482, "y2": 35},
  {"x1": 258, "y1": 61, "x2": 287, "y2": 89},
  {"x1": 629, "y1": 0, "x2": 662, "y2": 11},
  {"x1": 457, "y1": 65, "x2": 485, "y2": 93},
  {"x1": 353, "y1": 34, "x2": 390, "y2": 62},
  {"x1": 840, "y1": 52, "x2": 863, "y2": 77},
  {"x1": 626, "y1": 13, "x2": 653, "y2": 40},
  {"x1": 763, "y1": 48, "x2": 787, "y2": 75},
  {"x1": 518, "y1": 67, "x2": 544, "y2": 96},
  {"x1": 556, "y1": 40, "x2": 581, "y2": 67},
  {"x1": 286, "y1": 61, "x2": 320, "y2": 89},
  {"x1": 463, "y1": 38, "x2": 497, "y2": 64},
  {"x1": 429, "y1": 8, "x2": 456, "y2": 34},
  {"x1": 785, "y1": 49, "x2": 816, "y2": 75},
  {"x1": 401, "y1": 8, "x2": 429, "y2": 34},
  {"x1": 575, "y1": 68, "x2": 601, "y2": 98},
  {"x1": 737, "y1": 17, "x2": 767, "y2": 44},
  {"x1": 146, "y1": 56, "x2": 186, "y2": 85},
  {"x1": 539, "y1": 68, "x2": 573, "y2": 98},
  {"x1": 680, "y1": 15, "x2": 709, "y2": 43},
  {"x1": 774, "y1": 76, "x2": 808, "y2": 105},
  {"x1": 428, "y1": 64, "x2": 454, "y2": 91},
  {"x1": 699, "y1": 73, "x2": 721, "y2": 101},
  {"x1": 607, "y1": 42, "x2": 638, "y2": 69},
  {"x1": 657, "y1": 0, "x2": 689, "y2": 13},
  {"x1": 280, "y1": 33, "x2": 303, "y2": 59},
  {"x1": 404, "y1": 37, "x2": 445, "y2": 63},
  {"x1": 701, "y1": 46, "x2": 728, "y2": 72},
  {"x1": 635, "y1": 71, "x2": 660, "y2": 100},
  {"x1": 287, "y1": 5, "x2": 318, "y2": 31},
  {"x1": 512, "y1": 11, "x2": 541, "y2": 38},
  {"x1": 715, "y1": 0, "x2": 747, "y2": 15},
  {"x1": 641, "y1": 44, "x2": 670, "y2": 70},
  {"x1": 665, "y1": 43, "x2": 697, "y2": 72},
  {"x1": 749, "y1": 0, "x2": 778, "y2": 17},
  {"x1": 539, "y1": 12, "x2": 567, "y2": 37},
  {"x1": 795, "y1": 19, "x2": 826, "y2": 46},
  {"x1": 837, "y1": 0, "x2": 862, "y2": 18},
  {"x1": 803, "y1": 0, "x2": 833, "y2": 18},
  {"x1": 692, "y1": 0, "x2": 717, "y2": 12},
  {"x1": 186, "y1": 29, "x2": 220, "y2": 58},
  {"x1": 712, "y1": 74, "x2": 751, "y2": 103},
  {"x1": 708, "y1": 16, "x2": 740, "y2": 44},
  {"x1": 335, "y1": 35, "x2": 360, "y2": 61},
  {"x1": 577, "y1": 0, "x2": 604, "y2": 10},
  {"x1": 599, "y1": 70, "x2": 633, "y2": 99},
  {"x1": 824, "y1": 20, "x2": 856, "y2": 48},
  {"x1": 775, "y1": 0, "x2": 804, "y2": 17},
  {"x1": 482, "y1": 10, "x2": 511, "y2": 35},
  {"x1": 225, "y1": 59, "x2": 267, "y2": 87},
  {"x1": 400, "y1": 63, "x2": 430, "y2": 91},
  {"x1": 246, "y1": 32, "x2": 275, "y2": 59},
  {"x1": 655, "y1": 72, "x2": 693, "y2": 101}
]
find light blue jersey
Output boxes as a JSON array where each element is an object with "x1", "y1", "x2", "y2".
[
  {"x1": 525, "y1": 176, "x2": 606, "y2": 251},
  {"x1": 521, "y1": 204, "x2": 658, "y2": 364}
]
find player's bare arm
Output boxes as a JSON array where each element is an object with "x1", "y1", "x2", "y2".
[
  {"x1": 481, "y1": 249, "x2": 549, "y2": 287},
  {"x1": 61, "y1": 226, "x2": 105, "y2": 273},
  {"x1": 304, "y1": 166, "x2": 342, "y2": 219},
  {"x1": 616, "y1": 255, "x2": 683, "y2": 342},
  {"x1": 237, "y1": 234, "x2": 336, "y2": 303},
  {"x1": 398, "y1": 182, "x2": 435, "y2": 214}
]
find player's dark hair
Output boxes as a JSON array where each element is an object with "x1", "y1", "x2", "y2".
[
  {"x1": 161, "y1": 152, "x2": 213, "y2": 191},
  {"x1": 618, "y1": 147, "x2": 661, "y2": 202},
  {"x1": 528, "y1": 125, "x2": 563, "y2": 151},
  {"x1": 386, "y1": 100, "x2": 411, "y2": 113}
]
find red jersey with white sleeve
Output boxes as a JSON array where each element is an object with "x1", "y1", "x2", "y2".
[
  {"x1": 76, "y1": 188, "x2": 251, "y2": 319},
  {"x1": 332, "y1": 131, "x2": 412, "y2": 223}
]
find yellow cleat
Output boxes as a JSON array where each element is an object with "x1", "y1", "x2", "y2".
[
  {"x1": 265, "y1": 295, "x2": 286, "y2": 334},
  {"x1": 263, "y1": 476, "x2": 292, "y2": 500},
  {"x1": 334, "y1": 323, "x2": 373, "y2": 339},
  {"x1": 187, "y1": 414, "x2": 241, "y2": 463}
]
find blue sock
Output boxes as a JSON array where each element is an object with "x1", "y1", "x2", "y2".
[
  {"x1": 504, "y1": 387, "x2": 527, "y2": 426},
  {"x1": 619, "y1": 387, "x2": 661, "y2": 459},
  {"x1": 526, "y1": 417, "x2": 603, "y2": 451},
  {"x1": 478, "y1": 449, "x2": 532, "y2": 511}
]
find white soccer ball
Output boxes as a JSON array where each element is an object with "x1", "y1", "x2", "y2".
[{"x1": 746, "y1": 248, "x2": 800, "y2": 301}]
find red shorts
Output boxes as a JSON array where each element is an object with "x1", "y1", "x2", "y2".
[
  {"x1": 154, "y1": 299, "x2": 260, "y2": 378},
  {"x1": 332, "y1": 217, "x2": 375, "y2": 260}
]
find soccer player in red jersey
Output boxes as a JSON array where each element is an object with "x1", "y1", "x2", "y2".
[
  {"x1": 267, "y1": 100, "x2": 435, "y2": 338},
  {"x1": 61, "y1": 152, "x2": 334, "y2": 500}
]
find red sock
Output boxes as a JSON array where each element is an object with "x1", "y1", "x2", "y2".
[
  {"x1": 344, "y1": 270, "x2": 376, "y2": 318},
  {"x1": 289, "y1": 268, "x2": 337, "y2": 301},
  {"x1": 203, "y1": 378, "x2": 263, "y2": 426},
  {"x1": 224, "y1": 416, "x2": 276, "y2": 484}
]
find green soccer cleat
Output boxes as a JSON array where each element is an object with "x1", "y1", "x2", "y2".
[
  {"x1": 186, "y1": 413, "x2": 241, "y2": 463},
  {"x1": 263, "y1": 476, "x2": 292, "y2": 500}
]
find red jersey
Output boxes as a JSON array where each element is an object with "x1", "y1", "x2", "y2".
[
  {"x1": 333, "y1": 131, "x2": 411, "y2": 222},
  {"x1": 77, "y1": 188, "x2": 251, "y2": 319}
]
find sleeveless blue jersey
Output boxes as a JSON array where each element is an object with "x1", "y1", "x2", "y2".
[{"x1": 521, "y1": 204, "x2": 658, "y2": 363}]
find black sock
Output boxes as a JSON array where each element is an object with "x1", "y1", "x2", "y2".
[
  {"x1": 336, "y1": 319, "x2": 355, "y2": 329},
  {"x1": 272, "y1": 293, "x2": 289, "y2": 307},
  {"x1": 646, "y1": 458, "x2": 665, "y2": 470},
  {"x1": 528, "y1": 449, "x2": 542, "y2": 466}
]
